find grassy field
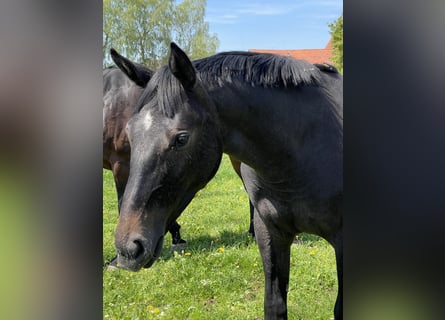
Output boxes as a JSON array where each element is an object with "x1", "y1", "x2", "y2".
[{"x1": 103, "y1": 155, "x2": 337, "y2": 319}]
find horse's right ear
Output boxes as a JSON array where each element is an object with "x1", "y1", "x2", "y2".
[
  {"x1": 110, "y1": 48, "x2": 153, "y2": 87},
  {"x1": 168, "y1": 42, "x2": 196, "y2": 90}
]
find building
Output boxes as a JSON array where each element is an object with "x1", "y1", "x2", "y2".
[{"x1": 249, "y1": 39, "x2": 333, "y2": 64}]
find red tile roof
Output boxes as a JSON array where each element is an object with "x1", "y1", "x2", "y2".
[{"x1": 249, "y1": 39, "x2": 333, "y2": 64}]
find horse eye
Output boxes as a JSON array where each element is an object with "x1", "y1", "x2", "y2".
[{"x1": 173, "y1": 133, "x2": 189, "y2": 149}]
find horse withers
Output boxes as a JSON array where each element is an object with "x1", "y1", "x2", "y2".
[{"x1": 113, "y1": 43, "x2": 343, "y2": 319}]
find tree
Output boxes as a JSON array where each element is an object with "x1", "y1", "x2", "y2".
[
  {"x1": 328, "y1": 15, "x2": 343, "y2": 73},
  {"x1": 173, "y1": 0, "x2": 219, "y2": 61},
  {"x1": 103, "y1": 0, "x2": 219, "y2": 68}
]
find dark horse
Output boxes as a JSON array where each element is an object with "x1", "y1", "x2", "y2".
[
  {"x1": 114, "y1": 43, "x2": 342, "y2": 319},
  {"x1": 103, "y1": 64, "x2": 185, "y2": 246},
  {"x1": 103, "y1": 59, "x2": 255, "y2": 251}
]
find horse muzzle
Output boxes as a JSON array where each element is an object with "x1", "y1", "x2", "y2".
[{"x1": 115, "y1": 234, "x2": 164, "y2": 271}]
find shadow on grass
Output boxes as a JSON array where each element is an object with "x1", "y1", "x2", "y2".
[
  {"x1": 103, "y1": 229, "x2": 254, "y2": 268},
  {"x1": 159, "y1": 229, "x2": 256, "y2": 261},
  {"x1": 160, "y1": 231, "x2": 325, "y2": 262},
  {"x1": 104, "y1": 231, "x2": 325, "y2": 267}
]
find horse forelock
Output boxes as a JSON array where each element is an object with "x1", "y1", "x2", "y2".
[
  {"x1": 136, "y1": 66, "x2": 187, "y2": 118},
  {"x1": 193, "y1": 52, "x2": 324, "y2": 89}
]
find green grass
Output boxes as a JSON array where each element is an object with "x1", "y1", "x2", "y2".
[{"x1": 103, "y1": 155, "x2": 337, "y2": 319}]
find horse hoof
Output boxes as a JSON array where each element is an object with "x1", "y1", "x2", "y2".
[
  {"x1": 170, "y1": 241, "x2": 187, "y2": 253},
  {"x1": 172, "y1": 238, "x2": 187, "y2": 245}
]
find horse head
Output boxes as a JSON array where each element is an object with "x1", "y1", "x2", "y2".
[{"x1": 114, "y1": 43, "x2": 222, "y2": 271}]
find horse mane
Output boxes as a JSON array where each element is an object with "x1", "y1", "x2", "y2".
[
  {"x1": 103, "y1": 65, "x2": 117, "y2": 77},
  {"x1": 136, "y1": 51, "x2": 337, "y2": 117},
  {"x1": 193, "y1": 51, "x2": 326, "y2": 88}
]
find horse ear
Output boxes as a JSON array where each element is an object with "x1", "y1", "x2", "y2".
[
  {"x1": 168, "y1": 42, "x2": 196, "y2": 90},
  {"x1": 110, "y1": 48, "x2": 153, "y2": 87}
]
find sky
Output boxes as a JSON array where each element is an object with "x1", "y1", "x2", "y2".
[{"x1": 205, "y1": 0, "x2": 343, "y2": 52}]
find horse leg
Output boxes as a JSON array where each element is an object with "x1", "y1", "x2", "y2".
[
  {"x1": 248, "y1": 201, "x2": 255, "y2": 237},
  {"x1": 228, "y1": 156, "x2": 255, "y2": 236},
  {"x1": 254, "y1": 209, "x2": 293, "y2": 319},
  {"x1": 334, "y1": 232, "x2": 343, "y2": 320},
  {"x1": 111, "y1": 159, "x2": 129, "y2": 213},
  {"x1": 106, "y1": 160, "x2": 130, "y2": 269},
  {"x1": 168, "y1": 221, "x2": 186, "y2": 246}
]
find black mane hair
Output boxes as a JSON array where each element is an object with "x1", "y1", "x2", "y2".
[
  {"x1": 136, "y1": 51, "x2": 336, "y2": 117},
  {"x1": 136, "y1": 66, "x2": 187, "y2": 118},
  {"x1": 193, "y1": 51, "x2": 326, "y2": 88}
]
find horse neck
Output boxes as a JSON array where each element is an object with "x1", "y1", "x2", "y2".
[
  {"x1": 207, "y1": 81, "x2": 342, "y2": 182},
  {"x1": 208, "y1": 84, "x2": 295, "y2": 173}
]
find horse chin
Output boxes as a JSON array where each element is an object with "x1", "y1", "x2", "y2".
[
  {"x1": 143, "y1": 235, "x2": 164, "y2": 268},
  {"x1": 116, "y1": 236, "x2": 164, "y2": 271}
]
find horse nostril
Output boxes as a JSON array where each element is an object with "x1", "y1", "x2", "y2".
[{"x1": 126, "y1": 239, "x2": 144, "y2": 259}]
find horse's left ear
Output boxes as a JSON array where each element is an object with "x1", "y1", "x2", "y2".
[
  {"x1": 168, "y1": 42, "x2": 196, "y2": 90},
  {"x1": 110, "y1": 48, "x2": 153, "y2": 87}
]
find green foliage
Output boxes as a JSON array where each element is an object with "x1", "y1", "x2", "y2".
[
  {"x1": 103, "y1": 155, "x2": 337, "y2": 319},
  {"x1": 103, "y1": 0, "x2": 219, "y2": 68},
  {"x1": 173, "y1": 0, "x2": 219, "y2": 61},
  {"x1": 328, "y1": 15, "x2": 343, "y2": 74}
]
